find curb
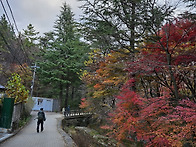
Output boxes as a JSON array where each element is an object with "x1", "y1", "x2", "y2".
[
  {"x1": 57, "y1": 117, "x2": 78, "y2": 147},
  {"x1": 0, "y1": 133, "x2": 14, "y2": 143},
  {"x1": 0, "y1": 115, "x2": 33, "y2": 144}
]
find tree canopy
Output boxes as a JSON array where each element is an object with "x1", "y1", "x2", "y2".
[
  {"x1": 79, "y1": 0, "x2": 196, "y2": 146},
  {"x1": 37, "y1": 2, "x2": 89, "y2": 108},
  {"x1": 80, "y1": 0, "x2": 175, "y2": 53}
]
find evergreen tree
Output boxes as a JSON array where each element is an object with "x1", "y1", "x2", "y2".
[
  {"x1": 0, "y1": 14, "x2": 16, "y2": 59},
  {"x1": 80, "y1": 0, "x2": 175, "y2": 53},
  {"x1": 22, "y1": 24, "x2": 39, "y2": 46},
  {"x1": 0, "y1": 15, "x2": 18, "y2": 84},
  {"x1": 21, "y1": 24, "x2": 40, "y2": 63},
  {"x1": 38, "y1": 3, "x2": 89, "y2": 108}
]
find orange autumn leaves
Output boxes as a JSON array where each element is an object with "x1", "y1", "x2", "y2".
[
  {"x1": 80, "y1": 49, "x2": 129, "y2": 110},
  {"x1": 80, "y1": 18, "x2": 196, "y2": 146}
]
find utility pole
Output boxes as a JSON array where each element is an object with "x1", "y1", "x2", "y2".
[{"x1": 30, "y1": 63, "x2": 40, "y2": 98}]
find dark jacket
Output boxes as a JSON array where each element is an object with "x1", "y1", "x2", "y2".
[{"x1": 37, "y1": 110, "x2": 46, "y2": 121}]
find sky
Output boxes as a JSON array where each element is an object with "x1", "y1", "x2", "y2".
[
  {"x1": 0, "y1": 0, "x2": 84, "y2": 35},
  {"x1": 0, "y1": 0, "x2": 192, "y2": 36}
]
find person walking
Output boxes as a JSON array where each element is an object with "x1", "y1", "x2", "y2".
[
  {"x1": 36, "y1": 108, "x2": 46, "y2": 133},
  {"x1": 67, "y1": 105, "x2": 70, "y2": 114}
]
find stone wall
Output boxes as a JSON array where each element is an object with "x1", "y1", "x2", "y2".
[
  {"x1": 62, "y1": 118, "x2": 119, "y2": 147},
  {"x1": 63, "y1": 115, "x2": 92, "y2": 127},
  {"x1": 12, "y1": 103, "x2": 23, "y2": 123},
  {"x1": 71, "y1": 127, "x2": 117, "y2": 147},
  {"x1": 11, "y1": 103, "x2": 23, "y2": 131}
]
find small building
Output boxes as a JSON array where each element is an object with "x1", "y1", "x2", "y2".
[
  {"x1": 0, "y1": 84, "x2": 5, "y2": 99},
  {"x1": 32, "y1": 97, "x2": 60, "y2": 112},
  {"x1": 0, "y1": 84, "x2": 5, "y2": 90}
]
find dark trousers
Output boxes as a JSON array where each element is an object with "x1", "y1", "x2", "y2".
[{"x1": 37, "y1": 120, "x2": 44, "y2": 132}]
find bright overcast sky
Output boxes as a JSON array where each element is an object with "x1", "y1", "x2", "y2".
[
  {"x1": 0, "y1": 0, "x2": 191, "y2": 36},
  {"x1": 0, "y1": 0, "x2": 84, "y2": 35}
]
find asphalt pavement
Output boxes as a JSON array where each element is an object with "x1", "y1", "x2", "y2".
[{"x1": 0, "y1": 111, "x2": 77, "y2": 147}]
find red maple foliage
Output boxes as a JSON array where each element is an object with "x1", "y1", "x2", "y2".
[
  {"x1": 102, "y1": 18, "x2": 196, "y2": 146},
  {"x1": 103, "y1": 79, "x2": 196, "y2": 146},
  {"x1": 128, "y1": 18, "x2": 196, "y2": 99}
]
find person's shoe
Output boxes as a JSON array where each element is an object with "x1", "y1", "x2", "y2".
[{"x1": 37, "y1": 130, "x2": 39, "y2": 133}]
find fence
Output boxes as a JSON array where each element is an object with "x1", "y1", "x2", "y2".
[
  {"x1": 0, "y1": 100, "x2": 24, "y2": 131},
  {"x1": 11, "y1": 102, "x2": 23, "y2": 130},
  {"x1": 64, "y1": 109, "x2": 92, "y2": 117},
  {"x1": 0, "y1": 98, "x2": 15, "y2": 129}
]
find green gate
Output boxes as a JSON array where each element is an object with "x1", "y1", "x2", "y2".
[{"x1": 0, "y1": 98, "x2": 15, "y2": 128}]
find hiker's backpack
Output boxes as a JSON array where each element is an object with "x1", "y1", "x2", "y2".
[{"x1": 38, "y1": 112, "x2": 44, "y2": 121}]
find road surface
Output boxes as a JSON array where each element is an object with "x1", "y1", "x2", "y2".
[{"x1": 1, "y1": 111, "x2": 67, "y2": 147}]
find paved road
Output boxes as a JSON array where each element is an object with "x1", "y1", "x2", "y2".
[{"x1": 1, "y1": 111, "x2": 67, "y2": 147}]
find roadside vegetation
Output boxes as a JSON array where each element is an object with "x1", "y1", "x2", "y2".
[{"x1": 0, "y1": 0, "x2": 195, "y2": 146}]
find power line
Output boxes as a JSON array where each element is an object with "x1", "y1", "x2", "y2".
[
  {"x1": 5, "y1": 0, "x2": 19, "y2": 34},
  {"x1": 0, "y1": 0, "x2": 30, "y2": 64},
  {"x1": 0, "y1": 28, "x2": 27, "y2": 73},
  {"x1": 0, "y1": 1, "x2": 27, "y2": 72},
  {"x1": 5, "y1": 0, "x2": 31, "y2": 64},
  {"x1": 0, "y1": 0, "x2": 11, "y2": 25}
]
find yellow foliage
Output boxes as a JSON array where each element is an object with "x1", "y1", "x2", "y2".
[{"x1": 5, "y1": 73, "x2": 29, "y2": 103}]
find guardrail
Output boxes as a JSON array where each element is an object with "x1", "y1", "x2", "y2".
[{"x1": 64, "y1": 110, "x2": 92, "y2": 117}]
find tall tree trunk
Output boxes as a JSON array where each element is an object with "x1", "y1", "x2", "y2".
[
  {"x1": 194, "y1": 70, "x2": 196, "y2": 101},
  {"x1": 59, "y1": 82, "x2": 63, "y2": 109},
  {"x1": 164, "y1": 24, "x2": 179, "y2": 101},
  {"x1": 130, "y1": 1, "x2": 136, "y2": 51},
  {"x1": 156, "y1": 83, "x2": 161, "y2": 97},
  {"x1": 166, "y1": 51, "x2": 179, "y2": 100},
  {"x1": 64, "y1": 83, "x2": 69, "y2": 108},
  {"x1": 71, "y1": 86, "x2": 74, "y2": 100},
  {"x1": 130, "y1": 1, "x2": 136, "y2": 92}
]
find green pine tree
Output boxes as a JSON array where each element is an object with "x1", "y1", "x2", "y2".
[
  {"x1": 38, "y1": 2, "x2": 89, "y2": 109},
  {"x1": 21, "y1": 24, "x2": 40, "y2": 63}
]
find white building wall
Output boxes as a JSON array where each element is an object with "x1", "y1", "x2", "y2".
[{"x1": 32, "y1": 97, "x2": 53, "y2": 111}]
